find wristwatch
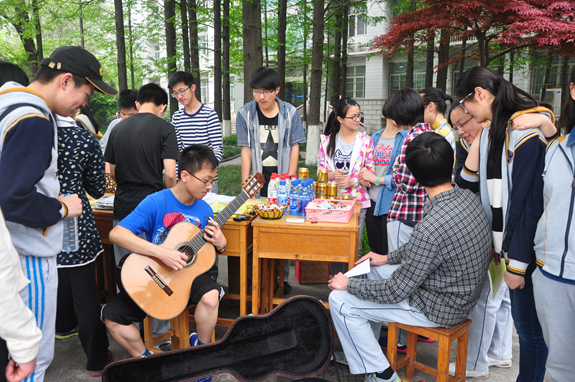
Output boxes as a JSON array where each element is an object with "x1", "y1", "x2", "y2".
[{"x1": 374, "y1": 176, "x2": 381, "y2": 186}]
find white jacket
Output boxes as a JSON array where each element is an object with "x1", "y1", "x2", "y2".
[{"x1": 0, "y1": 209, "x2": 42, "y2": 363}]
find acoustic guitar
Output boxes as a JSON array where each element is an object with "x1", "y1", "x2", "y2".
[{"x1": 121, "y1": 173, "x2": 265, "y2": 320}]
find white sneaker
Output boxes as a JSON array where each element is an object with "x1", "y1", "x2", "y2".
[
  {"x1": 448, "y1": 362, "x2": 489, "y2": 379},
  {"x1": 488, "y1": 357, "x2": 512, "y2": 368}
]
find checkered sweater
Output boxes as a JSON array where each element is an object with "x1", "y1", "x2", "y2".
[{"x1": 348, "y1": 186, "x2": 492, "y2": 328}]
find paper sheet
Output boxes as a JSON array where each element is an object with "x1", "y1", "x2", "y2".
[
  {"x1": 344, "y1": 259, "x2": 371, "y2": 278},
  {"x1": 488, "y1": 259, "x2": 506, "y2": 300}
]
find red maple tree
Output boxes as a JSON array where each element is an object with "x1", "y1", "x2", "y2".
[{"x1": 372, "y1": 0, "x2": 575, "y2": 67}]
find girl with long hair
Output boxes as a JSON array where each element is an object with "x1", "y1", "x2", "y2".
[
  {"x1": 420, "y1": 87, "x2": 456, "y2": 150},
  {"x1": 455, "y1": 66, "x2": 552, "y2": 382},
  {"x1": 318, "y1": 97, "x2": 374, "y2": 274}
]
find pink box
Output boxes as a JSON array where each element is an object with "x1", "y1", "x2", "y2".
[{"x1": 305, "y1": 199, "x2": 356, "y2": 223}]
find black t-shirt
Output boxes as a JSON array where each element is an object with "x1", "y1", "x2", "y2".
[
  {"x1": 256, "y1": 104, "x2": 279, "y2": 197},
  {"x1": 105, "y1": 113, "x2": 179, "y2": 220}
]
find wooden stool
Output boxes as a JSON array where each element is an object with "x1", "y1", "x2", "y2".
[
  {"x1": 142, "y1": 306, "x2": 191, "y2": 353},
  {"x1": 386, "y1": 319, "x2": 471, "y2": 382}
]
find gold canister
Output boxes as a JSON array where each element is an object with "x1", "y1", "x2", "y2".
[
  {"x1": 299, "y1": 167, "x2": 309, "y2": 181},
  {"x1": 327, "y1": 183, "x2": 339, "y2": 199},
  {"x1": 340, "y1": 193, "x2": 352, "y2": 200},
  {"x1": 313, "y1": 181, "x2": 318, "y2": 197},
  {"x1": 318, "y1": 183, "x2": 328, "y2": 197},
  {"x1": 318, "y1": 169, "x2": 329, "y2": 183}
]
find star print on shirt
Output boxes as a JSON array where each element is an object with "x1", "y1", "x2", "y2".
[{"x1": 260, "y1": 126, "x2": 279, "y2": 166}]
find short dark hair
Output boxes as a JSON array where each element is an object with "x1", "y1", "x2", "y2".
[
  {"x1": 118, "y1": 89, "x2": 138, "y2": 110},
  {"x1": 137, "y1": 83, "x2": 168, "y2": 106},
  {"x1": 178, "y1": 144, "x2": 218, "y2": 179},
  {"x1": 405, "y1": 132, "x2": 453, "y2": 188},
  {"x1": 33, "y1": 66, "x2": 90, "y2": 88},
  {"x1": 249, "y1": 67, "x2": 280, "y2": 90},
  {"x1": 0, "y1": 61, "x2": 29, "y2": 87},
  {"x1": 382, "y1": 88, "x2": 424, "y2": 127},
  {"x1": 559, "y1": 65, "x2": 575, "y2": 134},
  {"x1": 168, "y1": 71, "x2": 195, "y2": 90}
]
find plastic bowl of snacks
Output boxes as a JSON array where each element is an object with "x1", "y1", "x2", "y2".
[{"x1": 253, "y1": 203, "x2": 287, "y2": 219}]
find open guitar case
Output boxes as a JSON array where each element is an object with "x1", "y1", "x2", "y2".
[{"x1": 102, "y1": 296, "x2": 339, "y2": 382}]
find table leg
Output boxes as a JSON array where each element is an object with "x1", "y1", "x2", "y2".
[{"x1": 252, "y1": 229, "x2": 260, "y2": 315}]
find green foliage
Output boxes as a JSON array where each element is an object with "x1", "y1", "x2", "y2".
[
  {"x1": 223, "y1": 134, "x2": 237, "y2": 145},
  {"x1": 217, "y1": 164, "x2": 243, "y2": 195},
  {"x1": 223, "y1": 145, "x2": 241, "y2": 158}
]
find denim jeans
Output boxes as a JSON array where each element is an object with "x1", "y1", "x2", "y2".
[{"x1": 509, "y1": 262, "x2": 548, "y2": 382}]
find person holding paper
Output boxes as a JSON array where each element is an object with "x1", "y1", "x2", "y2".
[{"x1": 328, "y1": 133, "x2": 492, "y2": 382}]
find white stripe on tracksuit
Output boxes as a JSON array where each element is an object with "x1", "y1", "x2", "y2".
[{"x1": 19, "y1": 255, "x2": 58, "y2": 382}]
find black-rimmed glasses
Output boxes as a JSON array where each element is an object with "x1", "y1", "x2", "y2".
[{"x1": 171, "y1": 85, "x2": 191, "y2": 98}]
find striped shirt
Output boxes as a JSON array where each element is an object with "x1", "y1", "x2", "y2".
[{"x1": 171, "y1": 104, "x2": 223, "y2": 162}]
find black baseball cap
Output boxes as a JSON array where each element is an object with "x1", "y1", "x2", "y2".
[{"x1": 40, "y1": 46, "x2": 117, "y2": 96}]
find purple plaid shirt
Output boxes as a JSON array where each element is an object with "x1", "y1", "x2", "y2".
[{"x1": 388, "y1": 123, "x2": 433, "y2": 223}]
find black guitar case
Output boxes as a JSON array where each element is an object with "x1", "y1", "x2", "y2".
[{"x1": 102, "y1": 296, "x2": 334, "y2": 382}]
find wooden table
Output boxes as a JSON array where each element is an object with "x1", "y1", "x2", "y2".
[
  {"x1": 93, "y1": 208, "x2": 254, "y2": 319},
  {"x1": 251, "y1": 205, "x2": 361, "y2": 314}
]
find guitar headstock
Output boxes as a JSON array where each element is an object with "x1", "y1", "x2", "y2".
[{"x1": 243, "y1": 173, "x2": 265, "y2": 197}]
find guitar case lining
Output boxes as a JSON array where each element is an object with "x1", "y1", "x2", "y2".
[{"x1": 103, "y1": 296, "x2": 333, "y2": 382}]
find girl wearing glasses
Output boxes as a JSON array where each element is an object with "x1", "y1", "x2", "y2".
[
  {"x1": 318, "y1": 97, "x2": 374, "y2": 274},
  {"x1": 455, "y1": 66, "x2": 555, "y2": 382}
]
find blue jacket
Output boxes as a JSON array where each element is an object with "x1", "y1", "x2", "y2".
[
  {"x1": 369, "y1": 128, "x2": 408, "y2": 216},
  {"x1": 534, "y1": 133, "x2": 575, "y2": 283}
]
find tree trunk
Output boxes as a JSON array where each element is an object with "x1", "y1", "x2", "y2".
[
  {"x1": 222, "y1": 0, "x2": 231, "y2": 137},
  {"x1": 406, "y1": 40, "x2": 414, "y2": 88},
  {"x1": 277, "y1": 0, "x2": 287, "y2": 100},
  {"x1": 539, "y1": 55, "x2": 553, "y2": 103},
  {"x1": 165, "y1": 0, "x2": 178, "y2": 116},
  {"x1": 79, "y1": 2, "x2": 84, "y2": 48},
  {"x1": 324, "y1": 35, "x2": 330, "y2": 120},
  {"x1": 436, "y1": 28, "x2": 449, "y2": 92},
  {"x1": 114, "y1": 0, "x2": 128, "y2": 91},
  {"x1": 188, "y1": 0, "x2": 201, "y2": 101},
  {"x1": 128, "y1": 4, "x2": 135, "y2": 88},
  {"x1": 11, "y1": 6, "x2": 38, "y2": 73},
  {"x1": 242, "y1": 0, "x2": 263, "y2": 104},
  {"x1": 32, "y1": 0, "x2": 43, "y2": 63},
  {"x1": 306, "y1": 0, "x2": 324, "y2": 166},
  {"x1": 509, "y1": 51, "x2": 515, "y2": 84},
  {"x1": 331, "y1": 4, "x2": 342, "y2": 106},
  {"x1": 302, "y1": 0, "x2": 308, "y2": 125},
  {"x1": 340, "y1": 5, "x2": 348, "y2": 97},
  {"x1": 263, "y1": 0, "x2": 269, "y2": 66},
  {"x1": 214, "y1": 0, "x2": 222, "y2": 120},
  {"x1": 425, "y1": 39, "x2": 434, "y2": 88},
  {"x1": 180, "y1": 0, "x2": 191, "y2": 72},
  {"x1": 458, "y1": 36, "x2": 467, "y2": 81}
]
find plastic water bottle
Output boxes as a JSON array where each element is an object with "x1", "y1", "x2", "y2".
[
  {"x1": 267, "y1": 174, "x2": 278, "y2": 203},
  {"x1": 299, "y1": 180, "x2": 312, "y2": 217},
  {"x1": 277, "y1": 180, "x2": 289, "y2": 206},
  {"x1": 289, "y1": 179, "x2": 301, "y2": 216},
  {"x1": 62, "y1": 194, "x2": 79, "y2": 253}
]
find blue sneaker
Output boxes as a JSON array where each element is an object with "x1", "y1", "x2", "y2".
[{"x1": 189, "y1": 333, "x2": 211, "y2": 382}]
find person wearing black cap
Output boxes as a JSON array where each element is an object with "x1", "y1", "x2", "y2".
[{"x1": 0, "y1": 46, "x2": 117, "y2": 382}]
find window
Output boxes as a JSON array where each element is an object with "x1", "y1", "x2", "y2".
[
  {"x1": 451, "y1": 59, "x2": 479, "y2": 94},
  {"x1": 389, "y1": 62, "x2": 426, "y2": 95},
  {"x1": 346, "y1": 66, "x2": 366, "y2": 98},
  {"x1": 348, "y1": 9, "x2": 366, "y2": 37},
  {"x1": 154, "y1": 44, "x2": 161, "y2": 60},
  {"x1": 201, "y1": 79, "x2": 210, "y2": 103},
  {"x1": 199, "y1": 35, "x2": 208, "y2": 56}
]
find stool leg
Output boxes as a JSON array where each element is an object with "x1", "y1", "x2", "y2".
[
  {"x1": 387, "y1": 324, "x2": 399, "y2": 370},
  {"x1": 405, "y1": 332, "x2": 417, "y2": 380},
  {"x1": 170, "y1": 316, "x2": 181, "y2": 350},
  {"x1": 143, "y1": 318, "x2": 154, "y2": 352},
  {"x1": 455, "y1": 330, "x2": 469, "y2": 380},
  {"x1": 436, "y1": 335, "x2": 451, "y2": 382}
]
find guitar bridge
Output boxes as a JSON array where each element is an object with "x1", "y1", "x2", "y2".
[{"x1": 144, "y1": 265, "x2": 173, "y2": 296}]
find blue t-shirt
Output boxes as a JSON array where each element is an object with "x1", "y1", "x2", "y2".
[{"x1": 119, "y1": 189, "x2": 214, "y2": 245}]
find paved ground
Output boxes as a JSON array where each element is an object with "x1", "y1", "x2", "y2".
[{"x1": 46, "y1": 256, "x2": 551, "y2": 382}]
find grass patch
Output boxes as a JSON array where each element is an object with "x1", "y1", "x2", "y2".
[
  {"x1": 223, "y1": 146, "x2": 241, "y2": 159},
  {"x1": 223, "y1": 134, "x2": 237, "y2": 146}
]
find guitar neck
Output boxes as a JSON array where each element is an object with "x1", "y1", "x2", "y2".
[{"x1": 187, "y1": 191, "x2": 250, "y2": 253}]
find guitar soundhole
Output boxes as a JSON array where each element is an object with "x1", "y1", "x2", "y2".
[{"x1": 177, "y1": 244, "x2": 197, "y2": 267}]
